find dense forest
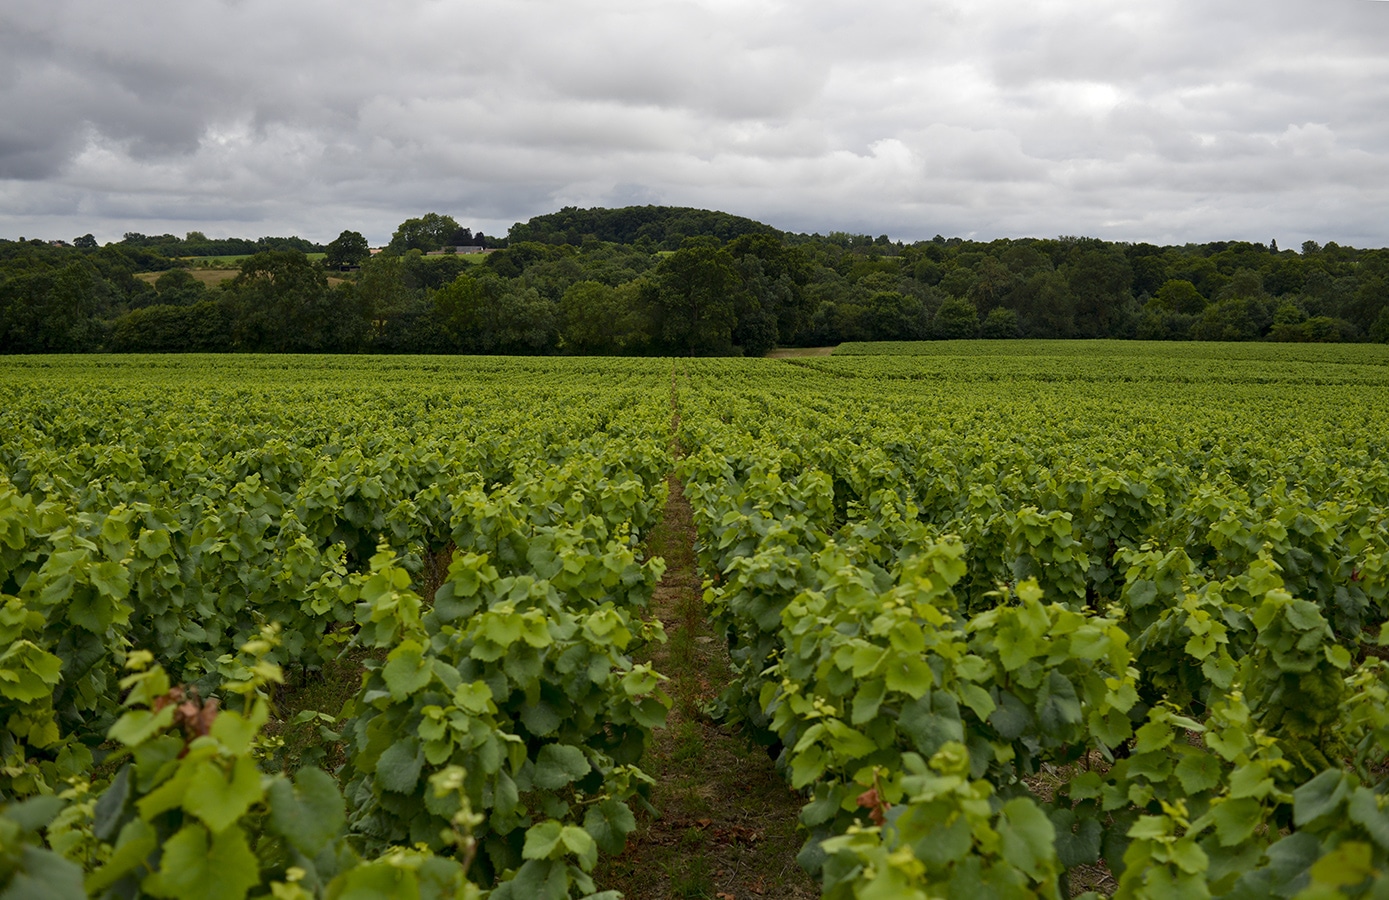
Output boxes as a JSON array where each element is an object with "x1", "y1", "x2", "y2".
[{"x1": 2, "y1": 206, "x2": 1388, "y2": 355}]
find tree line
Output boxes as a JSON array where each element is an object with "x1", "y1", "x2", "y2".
[{"x1": 3, "y1": 206, "x2": 1388, "y2": 355}]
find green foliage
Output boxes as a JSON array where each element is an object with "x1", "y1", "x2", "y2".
[
  {"x1": 651, "y1": 245, "x2": 744, "y2": 355},
  {"x1": 226, "y1": 250, "x2": 366, "y2": 352},
  {"x1": 1153, "y1": 279, "x2": 1207, "y2": 315},
  {"x1": 387, "y1": 214, "x2": 465, "y2": 255},
  {"x1": 72, "y1": 635, "x2": 484, "y2": 900},
  {"x1": 110, "y1": 301, "x2": 233, "y2": 352},
  {"x1": 933, "y1": 295, "x2": 979, "y2": 339},
  {"x1": 13, "y1": 207, "x2": 1389, "y2": 352},
  {"x1": 674, "y1": 346, "x2": 1389, "y2": 894},
  {"x1": 324, "y1": 230, "x2": 371, "y2": 269},
  {"x1": 508, "y1": 205, "x2": 779, "y2": 249},
  {"x1": 981, "y1": 306, "x2": 1021, "y2": 339},
  {"x1": 820, "y1": 744, "x2": 1062, "y2": 899},
  {"x1": 6, "y1": 347, "x2": 1389, "y2": 898}
]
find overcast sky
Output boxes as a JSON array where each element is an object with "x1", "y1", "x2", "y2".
[{"x1": 3, "y1": 0, "x2": 1388, "y2": 248}]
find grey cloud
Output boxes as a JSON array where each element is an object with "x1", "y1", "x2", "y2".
[{"x1": 4, "y1": 0, "x2": 1389, "y2": 246}]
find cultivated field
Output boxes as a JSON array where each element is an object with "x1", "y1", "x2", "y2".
[
  {"x1": 3, "y1": 343, "x2": 1389, "y2": 898},
  {"x1": 134, "y1": 268, "x2": 239, "y2": 287}
]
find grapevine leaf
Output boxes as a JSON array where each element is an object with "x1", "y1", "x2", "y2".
[
  {"x1": 89, "y1": 562, "x2": 130, "y2": 601},
  {"x1": 452, "y1": 680, "x2": 494, "y2": 714},
  {"x1": 851, "y1": 677, "x2": 886, "y2": 725},
  {"x1": 1293, "y1": 770, "x2": 1353, "y2": 826},
  {"x1": 583, "y1": 798, "x2": 636, "y2": 856},
  {"x1": 482, "y1": 612, "x2": 524, "y2": 649},
  {"x1": 1209, "y1": 798, "x2": 1263, "y2": 847},
  {"x1": 132, "y1": 735, "x2": 182, "y2": 793},
  {"x1": 899, "y1": 693, "x2": 964, "y2": 755},
  {"x1": 144, "y1": 823, "x2": 260, "y2": 900},
  {"x1": 521, "y1": 700, "x2": 562, "y2": 737},
  {"x1": 523, "y1": 820, "x2": 565, "y2": 860},
  {"x1": 0, "y1": 641, "x2": 63, "y2": 702},
  {"x1": 107, "y1": 706, "x2": 176, "y2": 748},
  {"x1": 1174, "y1": 751, "x2": 1223, "y2": 795},
  {"x1": 267, "y1": 767, "x2": 345, "y2": 856},
  {"x1": 884, "y1": 654, "x2": 933, "y2": 698},
  {"x1": 560, "y1": 824, "x2": 598, "y2": 870},
  {"x1": 997, "y1": 798, "x2": 1056, "y2": 881},
  {"x1": 1170, "y1": 837, "x2": 1210, "y2": 875},
  {"x1": 3, "y1": 795, "x2": 65, "y2": 831},
  {"x1": 185, "y1": 755, "x2": 263, "y2": 834},
  {"x1": 519, "y1": 613, "x2": 552, "y2": 648},
  {"x1": 1324, "y1": 644, "x2": 1352, "y2": 670},
  {"x1": 93, "y1": 765, "x2": 132, "y2": 841},
  {"x1": 494, "y1": 859, "x2": 566, "y2": 899},
  {"x1": 1129, "y1": 815, "x2": 1172, "y2": 841},
  {"x1": 629, "y1": 696, "x2": 668, "y2": 730},
  {"x1": 1308, "y1": 841, "x2": 1376, "y2": 890},
  {"x1": 790, "y1": 744, "x2": 828, "y2": 789},
  {"x1": 375, "y1": 737, "x2": 425, "y2": 794},
  {"x1": 382, "y1": 640, "x2": 432, "y2": 702},
  {"x1": 988, "y1": 691, "x2": 1032, "y2": 741},
  {"x1": 1228, "y1": 764, "x2": 1275, "y2": 802},
  {"x1": 137, "y1": 529, "x2": 171, "y2": 558},
  {"x1": 494, "y1": 770, "x2": 520, "y2": 817},
  {"x1": 1048, "y1": 808, "x2": 1102, "y2": 868},
  {"x1": 85, "y1": 818, "x2": 157, "y2": 894},
  {"x1": 211, "y1": 703, "x2": 269, "y2": 757},
  {"x1": 957, "y1": 683, "x2": 996, "y2": 721},
  {"x1": 1347, "y1": 788, "x2": 1389, "y2": 850},
  {"x1": 915, "y1": 813, "x2": 973, "y2": 866},
  {"x1": 4, "y1": 845, "x2": 86, "y2": 900},
  {"x1": 1202, "y1": 653, "x2": 1237, "y2": 690},
  {"x1": 1134, "y1": 718, "x2": 1175, "y2": 755},
  {"x1": 533, "y1": 744, "x2": 590, "y2": 790},
  {"x1": 1036, "y1": 671, "x2": 1082, "y2": 736}
]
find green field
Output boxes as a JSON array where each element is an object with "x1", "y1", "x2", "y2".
[
  {"x1": 836, "y1": 337, "x2": 1389, "y2": 364},
  {"x1": 182, "y1": 251, "x2": 328, "y2": 266},
  {"x1": 3, "y1": 345, "x2": 1389, "y2": 898},
  {"x1": 135, "y1": 268, "x2": 239, "y2": 287}
]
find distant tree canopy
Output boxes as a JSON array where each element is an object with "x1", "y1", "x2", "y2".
[
  {"x1": 3, "y1": 205, "x2": 1389, "y2": 355},
  {"x1": 507, "y1": 205, "x2": 779, "y2": 249},
  {"x1": 114, "y1": 232, "x2": 322, "y2": 260},
  {"x1": 324, "y1": 230, "x2": 371, "y2": 269},
  {"x1": 386, "y1": 213, "x2": 479, "y2": 254}
]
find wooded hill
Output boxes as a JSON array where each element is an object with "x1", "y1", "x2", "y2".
[{"x1": 3, "y1": 206, "x2": 1387, "y2": 354}]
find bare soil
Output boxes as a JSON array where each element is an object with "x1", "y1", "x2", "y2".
[
  {"x1": 596, "y1": 369, "x2": 814, "y2": 899},
  {"x1": 764, "y1": 346, "x2": 836, "y2": 358},
  {"x1": 594, "y1": 474, "x2": 817, "y2": 900}
]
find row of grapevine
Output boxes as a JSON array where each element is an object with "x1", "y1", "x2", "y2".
[
  {"x1": 675, "y1": 352, "x2": 1389, "y2": 898},
  {"x1": 1, "y1": 358, "x2": 679, "y2": 898}
]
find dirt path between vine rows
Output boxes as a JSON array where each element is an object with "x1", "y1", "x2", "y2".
[
  {"x1": 594, "y1": 375, "x2": 816, "y2": 900},
  {"x1": 764, "y1": 345, "x2": 836, "y2": 358}
]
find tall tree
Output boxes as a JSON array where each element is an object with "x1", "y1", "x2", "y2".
[
  {"x1": 324, "y1": 230, "x2": 371, "y2": 269},
  {"x1": 933, "y1": 296, "x2": 979, "y2": 339},
  {"x1": 559, "y1": 280, "x2": 650, "y2": 354},
  {"x1": 727, "y1": 233, "x2": 814, "y2": 346},
  {"x1": 1065, "y1": 246, "x2": 1132, "y2": 338},
  {"x1": 225, "y1": 251, "x2": 359, "y2": 351},
  {"x1": 0, "y1": 259, "x2": 117, "y2": 352},
  {"x1": 387, "y1": 214, "x2": 462, "y2": 254},
  {"x1": 650, "y1": 245, "x2": 742, "y2": 355},
  {"x1": 1152, "y1": 279, "x2": 1207, "y2": 315}
]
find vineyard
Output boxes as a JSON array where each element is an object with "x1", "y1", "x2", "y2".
[{"x1": 3, "y1": 343, "x2": 1389, "y2": 899}]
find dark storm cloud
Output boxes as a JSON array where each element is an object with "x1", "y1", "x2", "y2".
[{"x1": 3, "y1": 0, "x2": 1389, "y2": 246}]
